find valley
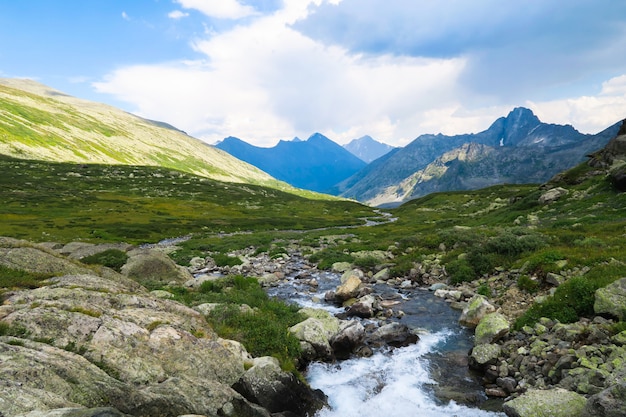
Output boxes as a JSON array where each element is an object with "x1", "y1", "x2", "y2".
[{"x1": 0, "y1": 80, "x2": 625, "y2": 417}]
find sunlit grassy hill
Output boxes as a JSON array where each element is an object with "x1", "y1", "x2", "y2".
[{"x1": 0, "y1": 78, "x2": 303, "y2": 193}]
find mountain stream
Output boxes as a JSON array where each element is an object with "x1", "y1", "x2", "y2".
[{"x1": 267, "y1": 267, "x2": 507, "y2": 417}]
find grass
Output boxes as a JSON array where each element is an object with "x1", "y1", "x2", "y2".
[
  {"x1": 1, "y1": 152, "x2": 625, "y2": 358},
  {"x1": 167, "y1": 276, "x2": 304, "y2": 371}
]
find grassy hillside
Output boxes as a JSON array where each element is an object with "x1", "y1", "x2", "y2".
[
  {"x1": 0, "y1": 78, "x2": 312, "y2": 195},
  {"x1": 0, "y1": 155, "x2": 378, "y2": 244}
]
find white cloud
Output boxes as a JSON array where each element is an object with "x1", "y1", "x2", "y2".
[
  {"x1": 528, "y1": 75, "x2": 626, "y2": 134},
  {"x1": 94, "y1": 1, "x2": 626, "y2": 147},
  {"x1": 168, "y1": 10, "x2": 189, "y2": 20},
  {"x1": 175, "y1": 0, "x2": 257, "y2": 20},
  {"x1": 121, "y1": 11, "x2": 130, "y2": 21}
]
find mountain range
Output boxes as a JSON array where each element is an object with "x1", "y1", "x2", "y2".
[
  {"x1": 337, "y1": 107, "x2": 621, "y2": 206},
  {"x1": 1, "y1": 78, "x2": 621, "y2": 208},
  {"x1": 216, "y1": 133, "x2": 366, "y2": 193}
]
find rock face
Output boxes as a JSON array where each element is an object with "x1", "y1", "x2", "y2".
[
  {"x1": 0, "y1": 239, "x2": 321, "y2": 417},
  {"x1": 502, "y1": 388, "x2": 587, "y2": 417},
  {"x1": 594, "y1": 277, "x2": 626, "y2": 320},
  {"x1": 583, "y1": 382, "x2": 626, "y2": 417}
]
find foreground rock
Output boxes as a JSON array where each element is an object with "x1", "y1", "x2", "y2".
[
  {"x1": 0, "y1": 239, "x2": 322, "y2": 417},
  {"x1": 502, "y1": 388, "x2": 586, "y2": 417}
]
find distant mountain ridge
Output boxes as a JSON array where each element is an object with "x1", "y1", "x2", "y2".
[
  {"x1": 216, "y1": 133, "x2": 366, "y2": 193},
  {"x1": 339, "y1": 107, "x2": 621, "y2": 206},
  {"x1": 343, "y1": 135, "x2": 395, "y2": 163}
]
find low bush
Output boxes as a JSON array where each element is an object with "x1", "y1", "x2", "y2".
[
  {"x1": 81, "y1": 249, "x2": 128, "y2": 272},
  {"x1": 212, "y1": 253, "x2": 243, "y2": 267},
  {"x1": 517, "y1": 275, "x2": 540, "y2": 293},
  {"x1": 446, "y1": 259, "x2": 475, "y2": 284},
  {"x1": 308, "y1": 248, "x2": 354, "y2": 270}
]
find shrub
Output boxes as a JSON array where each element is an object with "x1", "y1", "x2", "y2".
[
  {"x1": 477, "y1": 283, "x2": 491, "y2": 297},
  {"x1": 517, "y1": 275, "x2": 539, "y2": 293},
  {"x1": 446, "y1": 259, "x2": 475, "y2": 284},
  {"x1": 353, "y1": 256, "x2": 379, "y2": 270},
  {"x1": 81, "y1": 249, "x2": 128, "y2": 272},
  {"x1": 213, "y1": 253, "x2": 243, "y2": 267},
  {"x1": 308, "y1": 249, "x2": 354, "y2": 270},
  {"x1": 514, "y1": 276, "x2": 597, "y2": 329}
]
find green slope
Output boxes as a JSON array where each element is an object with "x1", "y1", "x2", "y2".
[{"x1": 0, "y1": 78, "x2": 309, "y2": 195}]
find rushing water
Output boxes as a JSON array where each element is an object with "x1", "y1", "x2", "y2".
[{"x1": 268, "y1": 267, "x2": 506, "y2": 417}]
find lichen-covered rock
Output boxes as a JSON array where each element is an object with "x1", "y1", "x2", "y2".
[
  {"x1": 121, "y1": 248, "x2": 193, "y2": 286},
  {"x1": 0, "y1": 245, "x2": 91, "y2": 276},
  {"x1": 459, "y1": 295, "x2": 496, "y2": 328},
  {"x1": 582, "y1": 382, "x2": 626, "y2": 417},
  {"x1": 594, "y1": 278, "x2": 626, "y2": 320},
  {"x1": 469, "y1": 343, "x2": 502, "y2": 370},
  {"x1": 502, "y1": 388, "x2": 586, "y2": 417},
  {"x1": 13, "y1": 407, "x2": 131, "y2": 417},
  {"x1": 538, "y1": 187, "x2": 569, "y2": 204},
  {"x1": 475, "y1": 313, "x2": 510, "y2": 345}
]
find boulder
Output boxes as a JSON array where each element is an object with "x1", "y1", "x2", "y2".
[
  {"x1": 369, "y1": 322, "x2": 418, "y2": 348},
  {"x1": 330, "y1": 320, "x2": 366, "y2": 359},
  {"x1": 289, "y1": 318, "x2": 334, "y2": 360},
  {"x1": 334, "y1": 275, "x2": 362, "y2": 302},
  {"x1": 459, "y1": 295, "x2": 496, "y2": 328},
  {"x1": 583, "y1": 382, "x2": 626, "y2": 417},
  {"x1": 469, "y1": 343, "x2": 502, "y2": 370},
  {"x1": 346, "y1": 294, "x2": 376, "y2": 318},
  {"x1": 503, "y1": 388, "x2": 586, "y2": 417},
  {"x1": 475, "y1": 313, "x2": 510, "y2": 345},
  {"x1": 538, "y1": 187, "x2": 569, "y2": 204},
  {"x1": 10, "y1": 407, "x2": 131, "y2": 417},
  {"x1": 0, "y1": 245, "x2": 91, "y2": 276},
  {"x1": 594, "y1": 277, "x2": 626, "y2": 320},
  {"x1": 232, "y1": 356, "x2": 327, "y2": 416},
  {"x1": 121, "y1": 249, "x2": 193, "y2": 286}
]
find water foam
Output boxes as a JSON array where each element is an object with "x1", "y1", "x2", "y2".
[{"x1": 307, "y1": 330, "x2": 505, "y2": 417}]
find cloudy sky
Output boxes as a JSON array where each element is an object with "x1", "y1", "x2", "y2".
[{"x1": 2, "y1": 0, "x2": 626, "y2": 147}]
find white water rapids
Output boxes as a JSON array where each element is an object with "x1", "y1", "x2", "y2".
[
  {"x1": 267, "y1": 267, "x2": 506, "y2": 417},
  {"x1": 308, "y1": 330, "x2": 504, "y2": 417}
]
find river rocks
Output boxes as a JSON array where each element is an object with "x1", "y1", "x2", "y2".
[
  {"x1": 502, "y1": 388, "x2": 586, "y2": 417},
  {"x1": 475, "y1": 313, "x2": 510, "y2": 345},
  {"x1": 369, "y1": 322, "x2": 419, "y2": 348},
  {"x1": 330, "y1": 320, "x2": 366, "y2": 359},
  {"x1": 232, "y1": 356, "x2": 327, "y2": 416},
  {"x1": 594, "y1": 277, "x2": 626, "y2": 320},
  {"x1": 346, "y1": 294, "x2": 376, "y2": 318},
  {"x1": 334, "y1": 274, "x2": 362, "y2": 302},
  {"x1": 459, "y1": 295, "x2": 496, "y2": 328},
  {"x1": 289, "y1": 317, "x2": 336, "y2": 360},
  {"x1": 469, "y1": 343, "x2": 502, "y2": 369}
]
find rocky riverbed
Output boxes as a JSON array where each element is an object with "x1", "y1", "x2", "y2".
[{"x1": 1, "y1": 235, "x2": 625, "y2": 417}]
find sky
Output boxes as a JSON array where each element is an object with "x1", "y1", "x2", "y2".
[{"x1": 2, "y1": 0, "x2": 626, "y2": 147}]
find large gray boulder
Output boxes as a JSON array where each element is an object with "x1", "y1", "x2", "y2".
[
  {"x1": 594, "y1": 277, "x2": 626, "y2": 320},
  {"x1": 459, "y1": 295, "x2": 496, "y2": 328},
  {"x1": 503, "y1": 388, "x2": 586, "y2": 417},
  {"x1": 475, "y1": 312, "x2": 510, "y2": 345},
  {"x1": 121, "y1": 248, "x2": 193, "y2": 286},
  {"x1": 232, "y1": 356, "x2": 327, "y2": 416},
  {"x1": 583, "y1": 382, "x2": 626, "y2": 417},
  {"x1": 330, "y1": 320, "x2": 366, "y2": 359}
]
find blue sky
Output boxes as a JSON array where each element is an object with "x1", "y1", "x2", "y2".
[{"x1": 2, "y1": 0, "x2": 626, "y2": 147}]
